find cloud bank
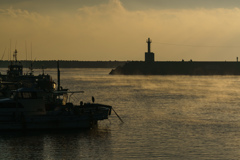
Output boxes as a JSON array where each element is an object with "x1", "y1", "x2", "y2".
[{"x1": 1, "y1": 0, "x2": 240, "y2": 61}]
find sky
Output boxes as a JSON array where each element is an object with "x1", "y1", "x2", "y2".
[{"x1": 1, "y1": 0, "x2": 240, "y2": 61}]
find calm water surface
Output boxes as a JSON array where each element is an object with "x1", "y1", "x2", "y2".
[{"x1": 1, "y1": 68, "x2": 240, "y2": 159}]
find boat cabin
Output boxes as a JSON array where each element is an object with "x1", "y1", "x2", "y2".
[
  {"x1": 7, "y1": 63, "x2": 23, "y2": 78},
  {"x1": 11, "y1": 88, "x2": 46, "y2": 115}
]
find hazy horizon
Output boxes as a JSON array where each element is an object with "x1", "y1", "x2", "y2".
[{"x1": 1, "y1": 0, "x2": 240, "y2": 61}]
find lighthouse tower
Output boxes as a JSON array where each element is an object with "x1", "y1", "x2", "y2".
[{"x1": 145, "y1": 38, "x2": 155, "y2": 62}]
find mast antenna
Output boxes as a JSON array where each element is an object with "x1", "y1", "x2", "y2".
[
  {"x1": 13, "y1": 41, "x2": 17, "y2": 62},
  {"x1": 31, "y1": 42, "x2": 32, "y2": 61},
  {"x1": 57, "y1": 60, "x2": 61, "y2": 91},
  {"x1": 10, "y1": 39, "x2": 11, "y2": 61},
  {"x1": 25, "y1": 40, "x2": 28, "y2": 61},
  {"x1": 13, "y1": 49, "x2": 18, "y2": 62},
  {"x1": 1, "y1": 48, "x2": 6, "y2": 60}
]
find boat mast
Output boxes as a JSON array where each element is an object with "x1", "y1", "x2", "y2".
[
  {"x1": 13, "y1": 49, "x2": 18, "y2": 62},
  {"x1": 57, "y1": 61, "x2": 60, "y2": 91}
]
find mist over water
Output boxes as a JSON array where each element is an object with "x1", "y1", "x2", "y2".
[{"x1": 1, "y1": 68, "x2": 240, "y2": 159}]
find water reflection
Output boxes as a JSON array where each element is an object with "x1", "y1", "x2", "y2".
[
  {"x1": 0, "y1": 127, "x2": 112, "y2": 159},
  {"x1": 1, "y1": 68, "x2": 240, "y2": 159}
]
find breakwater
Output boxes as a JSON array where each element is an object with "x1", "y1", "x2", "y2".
[{"x1": 109, "y1": 61, "x2": 240, "y2": 75}]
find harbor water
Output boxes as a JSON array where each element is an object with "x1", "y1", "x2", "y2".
[{"x1": 1, "y1": 68, "x2": 240, "y2": 159}]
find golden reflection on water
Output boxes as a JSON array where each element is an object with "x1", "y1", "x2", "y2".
[{"x1": 1, "y1": 68, "x2": 240, "y2": 159}]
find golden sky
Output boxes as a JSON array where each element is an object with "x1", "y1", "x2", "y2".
[{"x1": 1, "y1": 0, "x2": 240, "y2": 61}]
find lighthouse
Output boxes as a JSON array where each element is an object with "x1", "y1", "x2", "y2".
[{"x1": 145, "y1": 38, "x2": 155, "y2": 62}]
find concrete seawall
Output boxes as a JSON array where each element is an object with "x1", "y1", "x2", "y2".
[{"x1": 110, "y1": 61, "x2": 240, "y2": 75}]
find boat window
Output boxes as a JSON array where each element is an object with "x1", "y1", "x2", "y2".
[
  {"x1": 23, "y1": 92, "x2": 38, "y2": 99},
  {"x1": 17, "y1": 92, "x2": 38, "y2": 99},
  {"x1": 18, "y1": 92, "x2": 22, "y2": 98},
  {"x1": 22, "y1": 92, "x2": 31, "y2": 98}
]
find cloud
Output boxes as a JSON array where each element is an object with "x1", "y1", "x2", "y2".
[{"x1": 1, "y1": 0, "x2": 240, "y2": 61}]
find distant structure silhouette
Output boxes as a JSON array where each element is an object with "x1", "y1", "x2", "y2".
[
  {"x1": 109, "y1": 38, "x2": 240, "y2": 75},
  {"x1": 145, "y1": 38, "x2": 155, "y2": 62}
]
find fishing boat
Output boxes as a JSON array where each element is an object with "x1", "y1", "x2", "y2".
[
  {"x1": 0, "y1": 87, "x2": 112, "y2": 130},
  {"x1": 0, "y1": 49, "x2": 55, "y2": 98},
  {"x1": 0, "y1": 50, "x2": 113, "y2": 130}
]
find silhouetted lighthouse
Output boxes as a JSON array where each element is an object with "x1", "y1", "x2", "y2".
[{"x1": 145, "y1": 38, "x2": 155, "y2": 62}]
